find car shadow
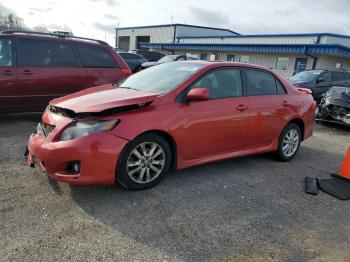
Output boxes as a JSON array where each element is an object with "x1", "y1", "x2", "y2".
[{"x1": 68, "y1": 146, "x2": 346, "y2": 261}]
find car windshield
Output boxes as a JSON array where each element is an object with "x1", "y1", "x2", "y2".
[
  {"x1": 158, "y1": 55, "x2": 179, "y2": 63},
  {"x1": 116, "y1": 62, "x2": 204, "y2": 93},
  {"x1": 289, "y1": 71, "x2": 322, "y2": 82}
]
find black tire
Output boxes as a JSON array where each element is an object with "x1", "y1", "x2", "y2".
[
  {"x1": 276, "y1": 123, "x2": 302, "y2": 162},
  {"x1": 116, "y1": 133, "x2": 171, "y2": 190}
]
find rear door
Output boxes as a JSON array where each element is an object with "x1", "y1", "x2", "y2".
[
  {"x1": 244, "y1": 69, "x2": 292, "y2": 148},
  {"x1": 0, "y1": 38, "x2": 19, "y2": 112},
  {"x1": 332, "y1": 71, "x2": 348, "y2": 86},
  {"x1": 74, "y1": 44, "x2": 124, "y2": 86},
  {"x1": 16, "y1": 38, "x2": 87, "y2": 112}
]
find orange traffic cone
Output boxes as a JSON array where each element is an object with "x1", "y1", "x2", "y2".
[{"x1": 339, "y1": 146, "x2": 350, "y2": 179}]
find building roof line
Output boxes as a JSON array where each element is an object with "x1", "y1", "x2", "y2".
[
  {"x1": 139, "y1": 42, "x2": 350, "y2": 58},
  {"x1": 176, "y1": 32, "x2": 350, "y2": 40},
  {"x1": 115, "y1": 23, "x2": 240, "y2": 35},
  {"x1": 140, "y1": 42, "x2": 350, "y2": 49}
]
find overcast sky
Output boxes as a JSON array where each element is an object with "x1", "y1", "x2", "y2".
[{"x1": 1, "y1": 0, "x2": 350, "y2": 46}]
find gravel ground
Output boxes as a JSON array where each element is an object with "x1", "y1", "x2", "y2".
[{"x1": 0, "y1": 113, "x2": 350, "y2": 262}]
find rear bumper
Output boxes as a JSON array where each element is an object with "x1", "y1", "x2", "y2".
[{"x1": 27, "y1": 132, "x2": 128, "y2": 185}]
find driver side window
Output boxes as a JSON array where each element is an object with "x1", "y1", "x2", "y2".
[
  {"x1": 191, "y1": 68, "x2": 242, "y2": 99},
  {"x1": 320, "y1": 72, "x2": 331, "y2": 82}
]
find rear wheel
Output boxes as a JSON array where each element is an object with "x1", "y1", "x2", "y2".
[
  {"x1": 117, "y1": 133, "x2": 171, "y2": 190},
  {"x1": 276, "y1": 123, "x2": 301, "y2": 161}
]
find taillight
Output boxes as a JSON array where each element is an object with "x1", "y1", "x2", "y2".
[{"x1": 121, "y1": 68, "x2": 132, "y2": 75}]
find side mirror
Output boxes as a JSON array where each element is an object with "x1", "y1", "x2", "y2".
[
  {"x1": 186, "y1": 88, "x2": 209, "y2": 102},
  {"x1": 316, "y1": 78, "x2": 325, "y2": 83}
]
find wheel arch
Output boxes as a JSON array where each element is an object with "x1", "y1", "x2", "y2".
[
  {"x1": 136, "y1": 130, "x2": 178, "y2": 170},
  {"x1": 285, "y1": 118, "x2": 305, "y2": 141}
]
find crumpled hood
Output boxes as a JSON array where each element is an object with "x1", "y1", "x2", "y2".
[
  {"x1": 50, "y1": 84, "x2": 159, "y2": 113},
  {"x1": 324, "y1": 86, "x2": 350, "y2": 108}
]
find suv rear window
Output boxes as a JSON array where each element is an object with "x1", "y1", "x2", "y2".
[
  {"x1": 75, "y1": 44, "x2": 118, "y2": 68},
  {"x1": 18, "y1": 38, "x2": 79, "y2": 67}
]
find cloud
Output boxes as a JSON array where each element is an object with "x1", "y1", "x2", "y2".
[
  {"x1": 28, "y1": 7, "x2": 52, "y2": 13},
  {"x1": 92, "y1": 22, "x2": 114, "y2": 33},
  {"x1": 104, "y1": 13, "x2": 115, "y2": 20},
  {"x1": 90, "y1": 0, "x2": 119, "y2": 7},
  {"x1": 0, "y1": 3, "x2": 16, "y2": 16},
  {"x1": 186, "y1": 6, "x2": 230, "y2": 28}
]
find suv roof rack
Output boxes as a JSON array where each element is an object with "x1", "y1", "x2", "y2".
[{"x1": 1, "y1": 30, "x2": 109, "y2": 45}]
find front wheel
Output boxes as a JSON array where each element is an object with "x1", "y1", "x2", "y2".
[
  {"x1": 276, "y1": 123, "x2": 301, "y2": 161},
  {"x1": 116, "y1": 133, "x2": 171, "y2": 190}
]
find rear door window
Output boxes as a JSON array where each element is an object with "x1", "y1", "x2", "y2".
[
  {"x1": 332, "y1": 71, "x2": 345, "y2": 81},
  {"x1": 344, "y1": 72, "x2": 350, "y2": 80},
  {"x1": 0, "y1": 39, "x2": 13, "y2": 67},
  {"x1": 18, "y1": 38, "x2": 79, "y2": 67},
  {"x1": 245, "y1": 69, "x2": 278, "y2": 96},
  {"x1": 75, "y1": 44, "x2": 118, "y2": 68},
  {"x1": 276, "y1": 79, "x2": 287, "y2": 94}
]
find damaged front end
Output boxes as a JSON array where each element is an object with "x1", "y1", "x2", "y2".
[{"x1": 316, "y1": 86, "x2": 350, "y2": 125}]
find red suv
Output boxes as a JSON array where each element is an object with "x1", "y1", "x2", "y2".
[{"x1": 0, "y1": 31, "x2": 131, "y2": 112}]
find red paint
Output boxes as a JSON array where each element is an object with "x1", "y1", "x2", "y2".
[{"x1": 27, "y1": 62, "x2": 315, "y2": 185}]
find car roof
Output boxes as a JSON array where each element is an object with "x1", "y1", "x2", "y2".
[
  {"x1": 180, "y1": 60, "x2": 273, "y2": 71},
  {"x1": 0, "y1": 30, "x2": 109, "y2": 46},
  {"x1": 304, "y1": 69, "x2": 350, "y2": 73}
]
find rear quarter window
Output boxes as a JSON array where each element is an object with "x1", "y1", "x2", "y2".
[{"x1": 75, "y1": 44, "x2": 118, "y2": 68}]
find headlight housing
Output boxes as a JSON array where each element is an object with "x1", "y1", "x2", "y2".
[{"x1": 60, "y1": 119, "x2": 119, "y2": 141}]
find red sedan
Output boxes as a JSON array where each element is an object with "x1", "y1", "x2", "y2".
[{"x1": 27, "y1": 61, "x2": 316, "y2": 190}]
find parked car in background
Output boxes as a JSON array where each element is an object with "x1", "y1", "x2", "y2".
[
  {"x1": 141, "y1": 54, "x2": 197, "y2": 69},
  {"x1": 130, "y1": 49, "x2": 164, "y2": 62},
  {"x1": 288, "y1": 69, "x2": 350, "y2": 102},
  {"x1": 0, "y1": 30, "x2": 131, "y2": 113},
  {"x1": 316, "y1": 86, "x2": 350, "y2": 126},
  {"x1": 27, "y1": 61, "x2": 315, "y2": 190},
  {"x1": 117, "y1": 52, "x2": 148, "y2": 72}
]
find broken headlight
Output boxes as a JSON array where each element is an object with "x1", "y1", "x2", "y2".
[{"x1": 60, "y1": 119, "x2": 120, "y2": 141}]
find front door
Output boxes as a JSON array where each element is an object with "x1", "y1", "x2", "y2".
[
  {"x1": 293, "y1": 58, "x2": 307, "y2": 75},
  {"x1": 180, "y1": 68, "x2": 249, "y2": 160},
  {"x1": 0, "y1": 38, "x2": 19, "y2": 112},
  {"x1": 314, "y1": 71, "x2": 332, "y2": 101}
]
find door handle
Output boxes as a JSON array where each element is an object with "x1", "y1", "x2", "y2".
[
  {"x1": 236, "y1": 104, "x2": 248, "y2": 112},
  {"x1": 21, "y1": 70, "x2": 33, "y2": 75},
  {"x1": 2, "y1": 70, "x2": 13, "y2": 76},
  {"x1": 282, "y1": 101, "x2": 290, "y2": 107}
]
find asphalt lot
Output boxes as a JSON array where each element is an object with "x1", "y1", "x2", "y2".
[{"x1": 0, "y1": 113, "x2": 350, "y2": 262}]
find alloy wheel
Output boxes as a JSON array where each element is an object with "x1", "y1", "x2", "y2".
[
  {"x1": 282, "y1": 129, "x2": 299, "y2": 157},
  {"x1": 126, "y1": 142, "x2": 165, "y2": 184}
]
